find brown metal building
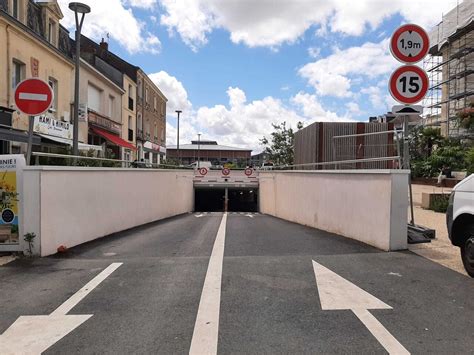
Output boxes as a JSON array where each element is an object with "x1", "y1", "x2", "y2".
[{"x1": 294, "y1": 122, "x2": 397, "y2": 169}]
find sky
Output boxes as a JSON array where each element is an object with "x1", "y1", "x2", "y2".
[{"x1": 57, "y1": 0, "x2": 460, "y2": 153}]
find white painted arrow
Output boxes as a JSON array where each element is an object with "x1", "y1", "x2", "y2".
[
  {"x1": 312, "y1": 260, "x2": 409, "y2": 355},
  {"x1": 0, "y1": 262, "x2": 122, "y2": 355}
]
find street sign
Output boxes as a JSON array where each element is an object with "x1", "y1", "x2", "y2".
[
  {"x1": 390, "y1": 24, "x2": 429, "y2": 63},
  {"x1": 389, "y1": 65, "x2": 428, "y2": 104},
  {"x1": 222, "y1": 168, "x2": 230, "y2": 176},
  {"x1": 244, "y1": 168, "x2": 254, "y2": 176},
  {"x1": 199, "y1": 167, "x2": 208, "y2": 176},
  {"x1": 392, "y1": 104, "x2": 423, "y2": 116},
  {"x1": 14, "y1": 78, "x2": 53, "y2": 116}
]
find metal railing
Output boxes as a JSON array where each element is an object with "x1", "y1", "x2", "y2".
[
  {"x1": 31, "y1": 152, "x2": 191, "y2": 169},
  {"x1": 270, "y1": 156, "x2": 402, "y2": 170}
]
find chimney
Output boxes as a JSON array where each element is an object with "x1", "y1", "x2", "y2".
[{"x1": 99, "y1": 38, "x2": 108, "y2": 52}]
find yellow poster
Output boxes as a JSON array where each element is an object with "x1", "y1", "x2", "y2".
[{"x1": 0, "y1": 156, "x2": 23, "y2": 245}]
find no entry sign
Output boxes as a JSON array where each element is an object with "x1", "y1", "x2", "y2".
[
  {"x1": 389, "y1": 65, "x2": 429, "y2": 104},
  {"x1": 14, "y1": 79, "x2": 53, "y2": 116},
  {"x1": 222, "y1": 168, "x2": 230, "y2": 176},
  {"x1": 390, "y1": 24, "x2": 429, "y2": 64}
]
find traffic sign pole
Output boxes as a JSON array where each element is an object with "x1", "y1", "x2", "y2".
[{"x1": 26, "y1": 116, "x2": 34, "y2": 165}]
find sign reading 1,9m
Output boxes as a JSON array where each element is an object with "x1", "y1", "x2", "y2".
[{"x1": 388, "y1": 24, "x2": 430, "y2": 105}]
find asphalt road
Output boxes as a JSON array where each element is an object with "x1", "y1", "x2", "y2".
[{"x1": 0, "y1": 212, "x2": 473, "y2": 354}]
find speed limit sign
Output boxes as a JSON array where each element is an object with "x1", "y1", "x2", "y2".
[{"x1": 389, "y1": 65, "x2": 428, "y2": 104}]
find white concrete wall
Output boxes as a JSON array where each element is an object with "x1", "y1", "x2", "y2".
[
  {"x1": 259, "y1": 170, "x2": 409, "y2": 251},
  {"x1": 23, "y1": 167, "x2": 194, "y2": 256}
]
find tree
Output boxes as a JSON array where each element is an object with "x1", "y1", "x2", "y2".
[{"x1": 260, "y1": 121, "x2": 303, "y2": 166}]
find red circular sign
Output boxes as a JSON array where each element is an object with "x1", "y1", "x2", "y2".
[
  {"x1": 222, "y1": 168, "x2": 230, "y2": 176},
  {"x1": 199, "y1": 167, "x2": 208, "y2": 175},
  {"x1": 390, "y1": 24, "x2": 429, "y2": 63},
  {"x1": 14, "y1": 79, "x2": 53, "y2": 116},
  {"x1": 244, "y1": 168, "x2": 253, "y2": 176},
  {"x1": 389, "y1": 65, "x2": 428, "y2": 104}
]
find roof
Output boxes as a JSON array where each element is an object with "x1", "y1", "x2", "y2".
[{"x1": 167, "y1": 144, "x2": 252, "y2": 152}]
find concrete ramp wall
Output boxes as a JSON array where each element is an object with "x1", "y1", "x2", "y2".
[
  {"x1": 259, "y1": 170, "x2": 409, "y2": 251},
  {"x1": 23, "y1": 167, "x2": 194, "y2": 256}
]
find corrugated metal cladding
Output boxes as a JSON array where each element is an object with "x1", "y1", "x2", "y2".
[{"x1": 294, "y1": 122, "x2": 395, "y2": 170}]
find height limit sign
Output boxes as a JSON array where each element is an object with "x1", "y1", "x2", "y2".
[{"x1": 389, "y1": 24, "x2": 429, "y2": 105}]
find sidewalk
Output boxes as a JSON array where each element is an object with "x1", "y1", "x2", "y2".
[{"x1": 408, "y1": 184, "x2": 467, "y2": 277}]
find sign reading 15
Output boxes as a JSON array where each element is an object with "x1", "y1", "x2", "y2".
[{"x1": 389, "y1": 65, "x2": 428, "y2": 105}]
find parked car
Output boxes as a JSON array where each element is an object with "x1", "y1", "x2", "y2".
[
  {"x1": 446, "y1": 173, "x2": 474, "y2": 277},
  {"x1": 261, "y1": 162, "x2": 274, "y2": 170}
]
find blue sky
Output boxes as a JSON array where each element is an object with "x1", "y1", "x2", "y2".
[{"x1": 58, "y1": 0, "x2": 459, "y2": 151}]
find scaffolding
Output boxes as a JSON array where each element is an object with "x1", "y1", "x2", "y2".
[{"x1": 423, "y1": 0, "x2": 474, "y2": 138}]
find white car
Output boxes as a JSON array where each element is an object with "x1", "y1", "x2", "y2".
[{"x1": 447, "y1": 173, "x2": 474, "y2": 277}]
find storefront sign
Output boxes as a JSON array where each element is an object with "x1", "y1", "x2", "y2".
[
  {"x1": 144, "y1": 141, "x2": 166, "y2": 154},
  {"x1": 88, "y1": 110, "x2": 121, "y2": 134},
  {"x1": 30, "y1": 57, "x2": 39, "y2": 77},
  {"x1": 0, "y1": 155, "x2": 25, "y2": 248},
  {"x1": 34, "y1": 115, "x2": 73, "y2": 140}
]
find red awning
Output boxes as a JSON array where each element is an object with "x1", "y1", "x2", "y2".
[{"x1": 90, "y1": 126, "x2": 136, "y2": 150}]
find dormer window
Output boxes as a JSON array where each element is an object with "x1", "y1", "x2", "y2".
[{"x1": 48, "y1": 19, "x2": 57, "y2": 45}]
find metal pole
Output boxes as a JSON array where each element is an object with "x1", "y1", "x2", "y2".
[
  {"x1": 403, "y1": 115, "x2": 415, "y2": 225},
  {"x1": 224, "y1": 187, "x2": 228, "y2": 212},
  {"x1": 175, "y1": 110, "x2": 181, "y2": 166},
  {"x1": 26, "y1": 116, "x2": 34, "y2": 165},
  {"x1": 72, "y1": 12, "x2": 85, "y2": 160},
  {"x1": 197, "y1": 133, "x2": 201, "y2": 169}
]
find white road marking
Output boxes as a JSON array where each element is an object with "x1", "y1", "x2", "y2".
[
  {"x1": 195, "y1": 214, "x2": 205, "y2": 218},
  {"x1": 18, "y1": 92, "x2": 48, "y2": 101},
  {"x1": 312, "y1": 260, "x2": 409, "y2": 355},
  {"x1": 245, "y1": 213, "x2": 254, "y2": 218},
  {"x1": 0, "y1": 263, "x2": 122, "y2": 354},
  {"x1": 189, "y1": 213, "x2": 227, "y2": 355}
]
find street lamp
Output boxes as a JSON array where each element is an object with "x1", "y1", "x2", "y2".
[
  {"x1": 197, "y1": 133, "x2": 201, "y2": 169},
  {"x1": 69, "y1": 2, "x2": 91, "y2": 158},
  {"x1": 175, "y1": 110, "x2": 181, "y2": 165}
]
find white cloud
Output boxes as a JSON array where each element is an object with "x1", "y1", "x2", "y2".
[
  {"x1": 148, "y1": 71, "x2": 192, "y2": 115},
  {"x1": 308, "y1": 47, "x2": 321, "y2": 59},
  {"x1": 127, "y1": 0, "x2": 157, "y2": 9},
  {"x1": 158, "y1": 0, "x2": 458, "y2": 50},
  {"x1": 58, "y1": 0, "x2": 161, "y2": 54},
  {"x1": 346, "y1": 102, "x2": 362, "y2": 115},
  {"x1": 291, "y1": 92, "x2": 354, "y2": 122},
  {"x1": 299, "y1": 39, "x2": 398, "y2": 97}
]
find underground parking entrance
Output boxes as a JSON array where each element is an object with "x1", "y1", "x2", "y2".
[{"x1": 194, "y1": 187, "x2": 259, "y2": 212}]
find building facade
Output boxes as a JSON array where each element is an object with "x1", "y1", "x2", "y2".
[
  {"x1": 0, "y1": 0, "x2": 74, "y2": 154},
  {"x1": 167, "y1": 140, "x2": 252, "y2": 167},
  {"x1": 424, "y1": 1, "x2": 474, "y2": 137},
  {"x1": 136, "y1": 70, "x2": 167, "y2": 164}
]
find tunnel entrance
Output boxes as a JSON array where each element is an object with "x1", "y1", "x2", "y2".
[{"x1": 194, "y1": 188, "x2": 259, "y2": 212}]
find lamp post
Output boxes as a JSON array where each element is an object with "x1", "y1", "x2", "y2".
[
  {"x1": 69, "y1": 2, "x2": 91, "y2": 158},
  {"x1": 197, "y1": 133, "x2": 201, "y2": 169},
  {"x1": 175, "y1": 110, "x2": 181, "y2": 165}
]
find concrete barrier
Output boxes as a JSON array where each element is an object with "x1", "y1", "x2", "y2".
[
  {"x1": 259, "y1": 170, "x2": 409, "y2": 251},
  {"x1": 23, "y1": 167, "x2": 194, "y2": 256}
]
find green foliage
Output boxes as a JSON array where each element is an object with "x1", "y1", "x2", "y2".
[
  {"x1": 466, "y1": 148, "x2": 474, "y2": 175},
  {"x1": 410, "y1": 127, "x2": 472, "y2": 178},
  {"x1": 260, "y1": 121, "x2": 303, "y2": 166},
  {"x1": 23, "y1": 232, "x2": 36, "y2": 257},
  {"x1": 430, "y1": 194, "x2": 449, "y2": 213}
]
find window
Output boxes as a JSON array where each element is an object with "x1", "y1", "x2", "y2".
[
  {"x1": 87, "y1": 84, "x2": 101, "y2": 112},
  {"x1": 12, "y1": 60, "x2": 25, "y2": 89},
  {"x1": 145, "y1": 88, "x2": 149, "y2": 103},
  {"x1": 12, "y1": 0, "x2": 19, "y2": 19},
  {"x1": 153, "y1": 96, "x2": 157, "y2": 110},
  {"x1": 128, "y1": 84, "x2": 134, "y2": 110},
  {"x1": 137, "y1": 80, "x2": 142, "y2": 99},
  {"x1": 108, "y1": 95, "x2": 115, "y2": 118},
  {"x1": 48, "y1": 20, "x2": 57, "y2": 45},
  {"x1": 137, "y1": 113, "x2": 142, "y2": 130},
  {"x1": 161, "y1": 102, "x2": 165, "y2": 115},
  {"x1": 154, "y1": 122, "x2": 158, "y2": 140},
  {"x1": 161, "y1": 129, "x2": 165, "y2": 142},
  {"x1": 48, "y1": 77, "x2": 58, "y2": 114},
  {"x1": 128, "y1": 116, "x2": 133, "y2": 141}
]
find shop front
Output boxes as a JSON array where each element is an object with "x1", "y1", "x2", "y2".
[{"x1": 144, "y1": 141, "x2": 166, "y2": 165}]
